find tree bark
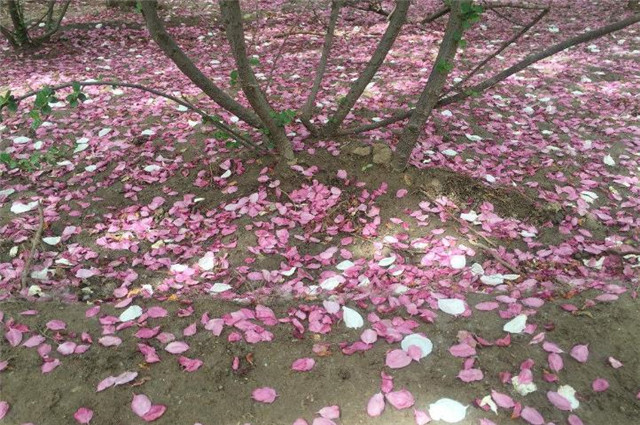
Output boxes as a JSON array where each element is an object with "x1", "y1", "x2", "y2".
[
  {"x1": 139, "y1": 0, "x2": 263, "y2": 129},
  {"x1": 300, "y1": 0, "x2": 343, "y2": 135},
  {"x1": 392, "y1": 1, "x2": 465, "y2": 170},
  {"x1": 320, "y1": 0, "x2": 409, "y2": 136},
  {"x1": 6, "y1": 0, "x2": 30, "y2": 46},
  {"x1": 628, "y1": 0, "x2": 640, "y2": 11},
  {"x1": 219, "y1": 0, "x2": 295, "y2": 161}
]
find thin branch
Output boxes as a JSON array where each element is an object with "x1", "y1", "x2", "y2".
[
  {"x1": 320, "y1": 0, "x2": 409, "y2": 136},
  {"x1": 21, "y1": 203, "x2": 44, "y2": 289},
  {"x1": 32, "y1": 0, "x2": 70, "y2": 44},
  {"x1": 344, "y1": 0, "x2": 389, "y2": 17},
  {"x1": 341, "y1": 13, "x2": 640, "y2": 135},
  {"x1": 139, "y1": 0, "x2": 263, "y2": 129},
  {"x1": 11, "y1": 81, "x2": 263, "y2": 151},
  {"x1": 265, "y1": 22, "x2": 298, "y2": 92},
  {"x1": 421, "y1": 1, "x2": 549, "y2": 25},
  {"x1": 439, "y1": 13, "x2": 640, "y2": 107},
  {"x1": 421, "y1": 6, "x2": 449, "y2": 25},
  {"x1": 469, "y1": 240, "x2": 523, "y2": 275},
  {"x1": 449, "y1": 7, "x2": 549, "y2": 93},
  {"x1": 300, "y1": 0, "x2": 343, "y2": 135}
]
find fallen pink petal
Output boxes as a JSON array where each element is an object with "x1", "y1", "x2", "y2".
[
  {"x1": 73, "y1": 407, "x2": 93, "y2": 424},
  {"x1": 252, "y1": 387, "x2": 277, "y2": 404}
]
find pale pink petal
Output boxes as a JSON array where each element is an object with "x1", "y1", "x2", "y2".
[
  {"x1": 457, "y1": 368, "x2": 483, "y2": 382},
  {"x1": 570, "y1": 344, "x2": 589, "y2": 363},
  {"x1": 5, "y1": 329, "x2": 22, "y2": 347},
  {"x1": 542, "y1": 341, "x2": 564, "y2": 353},
  {"x1": 475, "y1": 302, "x2": 499, "y2": 311},
  {"x1": 0, "y1": 401, "x2": 9, "y2": 420},
  {"x1": 292, "y1": 358, "x2": 316, "y2": 372},
  {"x1": 0, "y1": 360, "x2": 7, "y2": 371},
  {"x1": 57, "y1": 342, "x2": 77, "y2": 356},
  {"x1": 132, "y1": 394, "x2": 152, "y2": 417},
  {"x1": 293, "y1": 419, "x2": 309, "y2": 425},
  {"x1": 114, "y1": 371, "x2": 138, "y2": 385},
  {"x1": 360, "y1": 329, "x2": 378, "y2": 344},
  {"x1": 568, "y1": 414, "x2": 584, "y2": 425},
  {"x1": 46, "y1": 320, "x2": 66, "y2": 331},
  {"x1": 414, "y1": 409, "x2": 431, "y2": 425},
  {"x1": 96, "y1": 376, "x2": 116, "y2": 392},
  {"x1": 548, "y1": 353, "x2": 564, "y2": 372},
  {"x1": 386, "y1": 349, "x2": 412, "y2": 369},
  {"x1": 252, "y1": 387, "x2": 277, "y2": 403},
  {"x1": 42, "y1": 358, "x2": 61, "y2": 373},
  {"x1": 98, "y1": 336, "x2": 122, "y2": 347},
  {"x1": 521, "y1": 406, "x2": 544, "y2": 425},
  {"x1": 165, "y1": 341, "x2": 189, "y2": 354},
  {"x1": 592, "y1": 378, "x2": 609, "y2": 392},
  {"x1": 22, "y1": 334, "x2": 45, "y2": 347},
  {"x1": 479, "y1": 419, "x2": 497, "y2": 425},
  {"x1": 74, "y1": 407, "x2": 93, "y2": 424},
  {"x1": 386, "y1": 389, "x2": 415, "y2": 410},
  {"x1": 178, "y1": 356, "x2": 203, "y2": 372},
  {"x1": 183, "y1": 323, "x2": 197, "y2": 337},
  {"x1": 449, "y1": 343, "x2": 476, "y2": 358},
  {"x1": 546, "y1": 391, "x2": 572, "y2": 411},
  {"x1": 608, "y1": 357, "x2": 623, "y2": 369},
  {"x1": 142, "y1": 405, "x2": 166, "y2": 422},
  {"x1": 147, "y1": 307, "x2": 168, "y2": 318},
  {"x1": 367, "y1": 393, "x2": 385, "y2": 417},
  {"x1": 491, "y1": 390, "x2": 515, "y2": 409},
  {"x1": 317, "y1": 405, "x2": 339, "y2": 419},
  {"x1": 311, "y1": 418, "x2": 336, "y2": 425}
]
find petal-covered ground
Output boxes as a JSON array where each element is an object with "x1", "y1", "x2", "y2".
[{"x1": 1, "y1": 1, "x2": 639, "y2": 424}]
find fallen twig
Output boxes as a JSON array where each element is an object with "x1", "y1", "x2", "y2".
[{"x1": 468, "y1": 240, "x2": 523, "y2": 275}]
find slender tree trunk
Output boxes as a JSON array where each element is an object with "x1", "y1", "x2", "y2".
[
  {"x1": 320, "y1": 0, "x2": 409, "y2": 136},
  {"x1": 32, "y1": 0, "x2": 70, "y2": 44},
  {"x1": 6, "y1": 0, "x2": 30, "y2": 46},
  {"x1": 219, "y1": 0, "x2": 295, "y2": 161},
  {"x1": 392, "y1": 1, "x2": 466, "y2": 170},
  {"x1": 300, "y1": 0, "x2": 343, "y2": 135},
  {"x1": 139, "y1": 0, "x2": 263, "y2": 129},
  {"x1": 44, "y1": 0, "x2": 55, "y2": 30}
]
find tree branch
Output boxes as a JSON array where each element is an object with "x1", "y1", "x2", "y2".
[
  {"x1": 392, "y1": 1, "x2": 466, "y2": 170},
  {"x1": 139, "y1": 0, "x2": 263, "y2": 129},
  {"x1": 219, "y1": 0, "x2": 295, "y2": 161},
  {"x1": 344, "y1": 0, "x2": 389, "y2": 17},
  {"x1": 10, "y1": 81, "x2": 264, "y2": 151},
  {"x1": 342, "y1": 12, "x2": 640, "y2": 135},
  {"x1": 300, "y1": 0, "x2": 343, "y2": 135},
  {"x1": 448, "y1": 7, "x2": 549, "y2": 93},
  {"x1": 320, "y1": 0, "x2": 409, "y2": 136},
  {"x1": 31, "y1": 0, "x2": 70, "y2": 44}
]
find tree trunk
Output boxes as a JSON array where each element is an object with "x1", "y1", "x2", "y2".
[
  {"x1": 628, "y1": 0, "x2": 640, "y2": 10},
  {"x1": 106, "y1": 0, "x2": 136, "y2": 8},
  {"x1": 320, "y1": 0, "x2": 409, "y2": 136},
  {"x1": 219, "y1": 0, "x2": 294, "y2": 161},
  {"x1": 392, "y1": 1, "x2": 466, "y2": 170},
  {"x1": 139, "y1": 0, "x2": 263, "y2": 129},
  {"x1": 6, "y1": 0, "x2": 30, "y2": 46}
]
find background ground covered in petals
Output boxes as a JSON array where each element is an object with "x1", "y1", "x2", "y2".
[{"x1": 1, "y1": 1, "x2": 639, "y2": 425}]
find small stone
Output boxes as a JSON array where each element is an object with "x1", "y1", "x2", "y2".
[
  {"x1": 351, "y1": 145, "x2": 372, "y2": 156},
  {"x1": 372, "y1": 143, "x2": 392, "y2": 164}
]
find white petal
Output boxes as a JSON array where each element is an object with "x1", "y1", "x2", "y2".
[
  {"x1": 401, "y1": 334, "x2": 433, "y2": 359},
  {"x1": 342, "y1": 306, "x2": 364, "y2": 329},
  {"x1": 441, "y1": 149, "x2": 458, "y2": 157},
  {"x1": 320, "y1": 275, "x2": 344, "y2": 290},
  {"x1": 144, "y1": 165, "x2": 161, "y2": 172},
  {"x1": 220, "y1": 170, "x2": 232, "y2": 179},
  {"x1": 197, "y1": 253, "x2": 215, "y2": 271},
  {"x1": 118, "y1": 305, "x2": 143, "y2": 322},
  {"x1": 465, "y1": 134, "x2": 483, "y2": 142},
  {"x1": 0, "y1": 188, "x2": 15, "y2": 197},
  {"x1": 13, "y1": 136, "x2": 32, "y2": 144},
  {"x1": 11, "y1": 201, "x2": 39, "y2": 214},
  {"x1": 428, "y1": 398, "x2": 468, "y2": 423},
  {"x1": 503, "y1": 314, "x2": 527, "y2": 334},
  {"x1": 603, "y1": 155, "x2": 615, "y2": 166},
  {"x1": 141, "y1": 129, "x2": 155, "y2": 136},
  {"x1": 378, "y1": 256, "x2": 396, "y2": 267},
  {"x1": 438, "y1": 299, "x2": 465, "y2": 315},
  {"x1": 557, "y1": 385, "x2": 580, "y2": 410},
  {"x1": 450, "y1": 255, "x2": 466, "y2": 270},
  {"x1": 9, "y1": 246, "x2": 19, "y2": 257},
  {"x1": 512, "y1": 375, "x2": 537, "y2": 395},
  {"x1": 336, "y1": 260, "x2": 355, "y2": 271},
  {"x1": 470, "y1": 263, "x2": 484, "y2": 276},
  {"x1": 281, "y1": 267, "x2": 297, "y2": 277},
  {"x1": 480, "y1": 274, "x2": 504, "y2": 286},
  {"x1": 42, "y1": 237, "x2": 61, "y2": 245},
  {"x1": 209, "y1": 283, "x2": 232, "y2": 293},
  {"x1": 460, "y1": 211, "x2": 478, "y2": 222},
  {"x1": 479, "y1": 395, "x2": 497, "y2": 414},
  {"x1": 98, "y1": 128, "x2": 111, "y2": 137}
]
